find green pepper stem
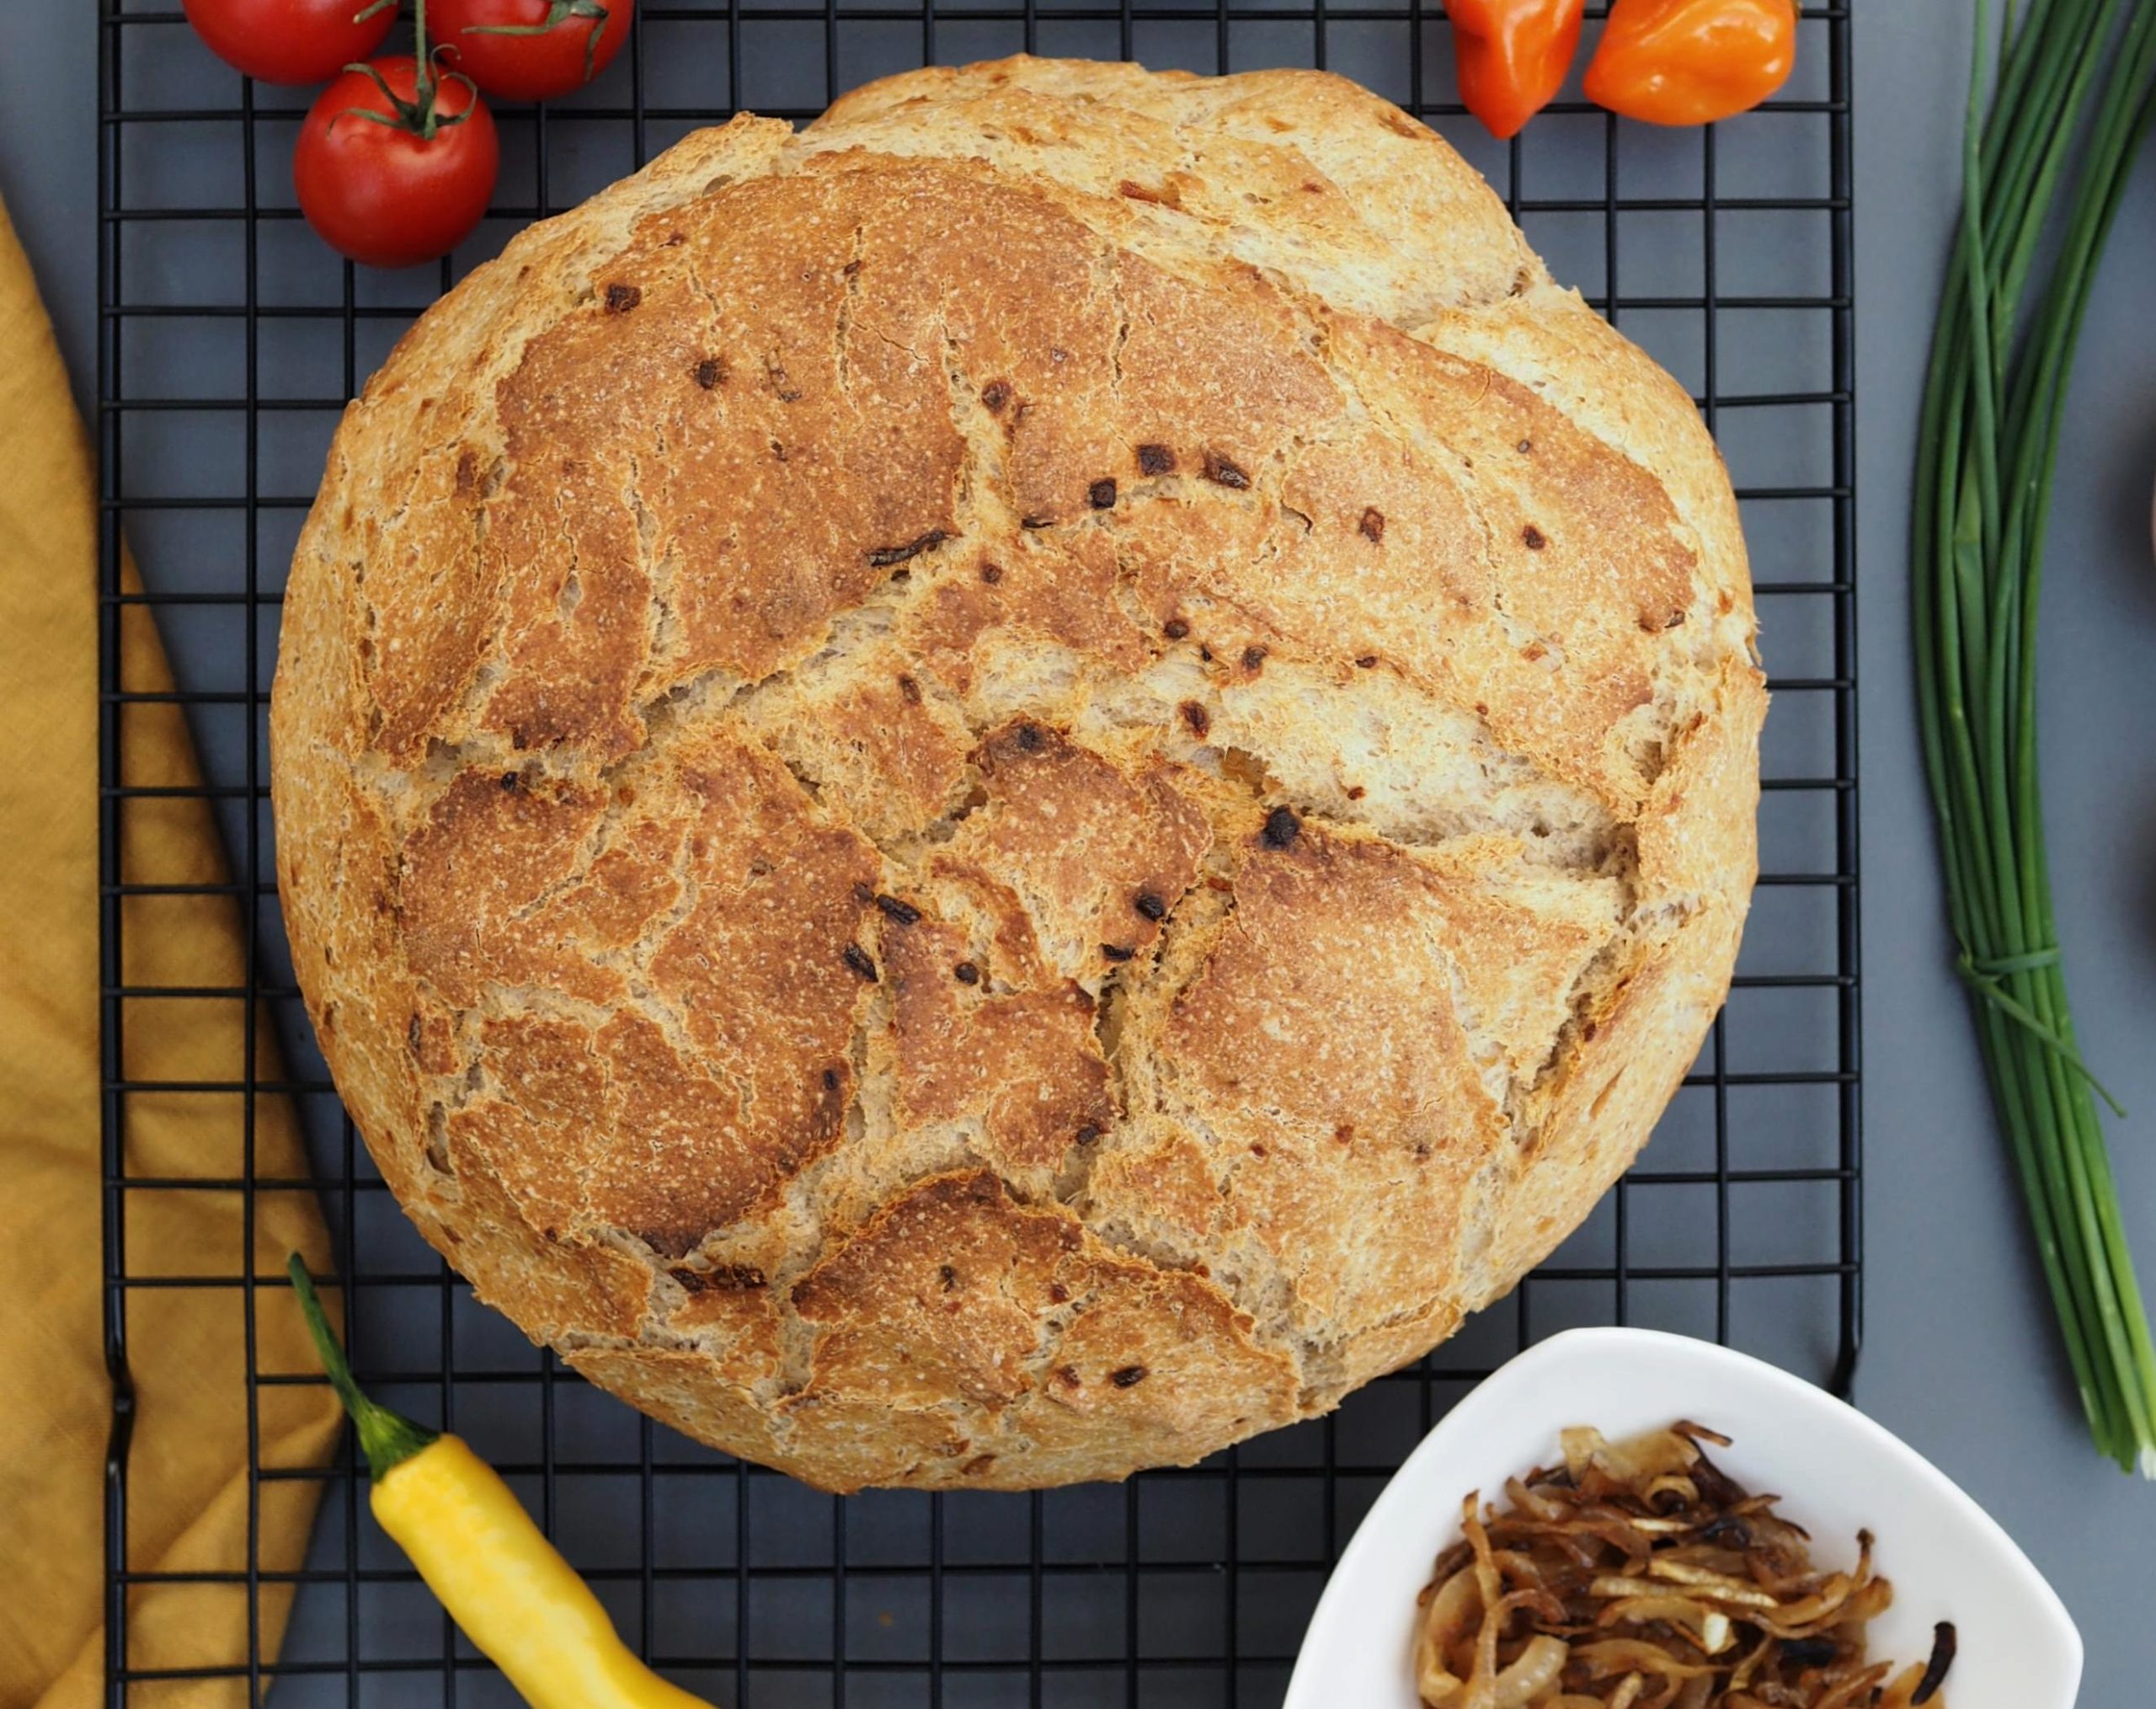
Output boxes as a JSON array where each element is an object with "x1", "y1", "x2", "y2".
[{"x1": 287, "y1": 1254, "x2": 439, "y2": 1481}]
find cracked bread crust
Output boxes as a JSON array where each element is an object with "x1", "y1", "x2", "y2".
[{"x1": 270, "y1": 56, "x2": 1764, "y2": 1492}]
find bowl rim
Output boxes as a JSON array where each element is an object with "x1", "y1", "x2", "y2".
[{"x1": 1283, "y1": 1324, "x2": 2083, "y2": 1707}]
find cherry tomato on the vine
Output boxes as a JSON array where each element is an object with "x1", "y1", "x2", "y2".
[
  {"x1": 430, "y1": 0, "x2": 635, "y2": 103},
  {"x1": 294, "y1": 57, "x2": 500, "y2": 270},
  {"x1": 183, "y1": 0, "x2": 398, "y2": 86}
]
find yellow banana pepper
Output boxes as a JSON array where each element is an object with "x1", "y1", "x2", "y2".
[{"x1": 290, "y1": 1257, "x2": 717, "y2": 1709}]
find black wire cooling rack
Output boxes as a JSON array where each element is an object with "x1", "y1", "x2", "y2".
[{"x1": 98, "y1": 3, "x2": 1857, "y2": 1703}]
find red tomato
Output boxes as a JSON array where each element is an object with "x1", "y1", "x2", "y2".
[
  {"x1": 430, "y1": 0, "x2": 634, "y2": 102},
  {"x1": 294, "y1": 58, "x2": 500, "y2": 270},
  {"x1": 183, "y1": 0, "x2": 397, "y2": 85}
]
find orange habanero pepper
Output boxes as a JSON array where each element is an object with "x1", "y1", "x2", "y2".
[
  {"x1": 1445, "y1": 0, "x2": 1587, "y2": 141},
  {"x1": 1583, "y1": 0, "x2": 1796, "y2": 127}
]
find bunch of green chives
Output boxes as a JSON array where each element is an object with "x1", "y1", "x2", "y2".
[{"x1": 1913, "y1": 0, "x2": 2156, "y2": 1473}]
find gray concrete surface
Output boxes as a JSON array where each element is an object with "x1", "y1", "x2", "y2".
[
  {"x1": 1852, "y1": 8, "x2": 2156, "y2": 1705},
  {"x1": 6, "y1": 0, "x2": 2153, "y2": 1701},
  {"x1": 0, "y1": 1, "x2": 93, "y2": 422}
]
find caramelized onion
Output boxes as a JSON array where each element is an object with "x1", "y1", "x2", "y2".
[
  {"x1": 1484, "y1": 1635, "x2": 1569, "y2": 1708},
  {"x1": 1415, "y1": 1568, "x2": 1480, "y2": 1702},
  {"x1": 1412, "y1": 1424, "x2": 1951, "y2": 1708}
]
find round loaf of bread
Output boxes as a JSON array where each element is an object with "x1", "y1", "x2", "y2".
[{"x1": 272, "y1": 56, "x2": 1764, "y2": 1491}]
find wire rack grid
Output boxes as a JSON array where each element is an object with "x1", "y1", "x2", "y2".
[{"x1": 97, "y1": 3, "x2": 1857, "y2": 1704}]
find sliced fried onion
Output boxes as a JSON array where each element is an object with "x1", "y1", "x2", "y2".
[
  {"x1": 1876, "y1": 1657, "x2": 1935, "y2": 1709},
  {"x1": 1601, "y1": 1679, "x2": 1646, "y2": 1709},
  {"x1": 1478, "y1": 1635, "x2": 1567, "y2": 1709},
  {"x1": 1641, "y1": 1473, "x2": 1701, "y2": 1509},
  {"x1": 1412, "y1": 1426, "x2": 1949, "y2": 1709},
  {"x1": 1811, "y1": 1663, "x2": 1895, "y2": 1709},
  {"x1": 1504, "y1": 1475, "x2": 1561, "y2": 1522},
  {"x1": 1571, "y1": 1639, "x2": 1717, "y2": 1681},
  {"x1": 1593, "y1": 1595, "x2": 1734, "y2": 1655},
  {"x1": 1414, "y1": 1568, "x2": 1478, "y2": 1703},
  {"x1": 1645, "y1": 1558, "x2": 1782, "y2": 1609},
  {"x1": 1670, "y1": 1676, "x2": 1717, "y2": 1709}
]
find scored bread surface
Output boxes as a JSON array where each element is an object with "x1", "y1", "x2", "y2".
[{"x1": 271, "y1": 56, "x2": 1764, "y2": 1492}]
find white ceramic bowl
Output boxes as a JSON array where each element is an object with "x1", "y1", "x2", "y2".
[{"x1": 1285, "y1": 1327, "x2": 2080, "y2": 1709}]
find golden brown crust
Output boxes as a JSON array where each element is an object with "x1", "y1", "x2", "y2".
[
  {"x1": 786, "y1": 1171, "x2": 1300, "y2": 1485},
  {"x1": 271, "y1": 57, "x2": 1762, "y2": 1491}
]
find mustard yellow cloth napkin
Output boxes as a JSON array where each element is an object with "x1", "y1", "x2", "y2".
[{"x1": 0, "y1": 197, "x2": 341, "y2": 1707}]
